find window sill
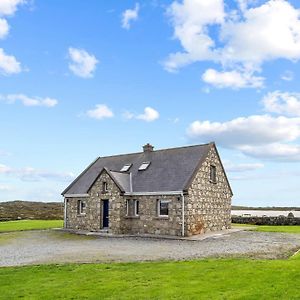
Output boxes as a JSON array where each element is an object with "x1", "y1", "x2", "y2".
[
  {"x1": 125, "y1": 215, "x2": 140, "y2": 219},
  {"x1": 154, "y1": 216, "x2": 169, "y2": 220},
  {"x1": 77, "y1": 213, "x2": 86, "y2": 217}
]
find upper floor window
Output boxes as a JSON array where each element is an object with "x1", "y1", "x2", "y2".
[
  {"x1": 120, "y1": 164, "x2": 132, "y2": 172},
  {"x1": 210, "y1": 165, "x2": 217, "y2": 183},
  {"x1": 138, "y1": 161, "x2": 150, "y2": 171},
  {"x1": 102, "y1": 181, "x2": 108, "y2": 193},
  {"x1": 157, "y1": 200, "x2": 169, "y2": 217},
  {"x1": 77, "y1": 199, "x2": 86, "y2": 215}
]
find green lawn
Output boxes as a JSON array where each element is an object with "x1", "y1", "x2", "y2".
[
  {"x1": 0, "y1": 220, "x2": 63, "y2": 232},
  {"x1": 1, "y1": 258, "x2": 300, "y2": 299},
  {"x1": 232, "y1": 224, "x2": 300, "y2": 234}
]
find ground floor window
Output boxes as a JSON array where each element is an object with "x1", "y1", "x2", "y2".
[
  {"x1": 158, "y1": 200, "x2": 169, "y2": 217},
  {"x1": 134, "y1": 199, "x2": 139, "y2": 216},
  {"x1": 77, "y1": 199, "x2": 86, "y2": 215}
]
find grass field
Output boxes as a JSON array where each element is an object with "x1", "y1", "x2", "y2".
[
  {"x1": 0, "y1": 220, "x2": 63, "y2": 232},
  {"x1": 1, "y1": 258, "x2": 300, "y2": 299},
  {"x1": 232, "y1": 224, "x2": 300, "y2": 234}
]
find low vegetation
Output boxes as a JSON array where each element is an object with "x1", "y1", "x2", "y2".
[
  {"x1": 0, "y1": 201, "x2": 63, "y2": 221},
  {"x1": 1, "y1": 258, "x2": 300, "y2": 299},
  {"x1": 0, "y1": 220, "x2": 63, "y2": 232},
  {"x1": 232, "y1": 224, "x2": 300, "y2": 234}
]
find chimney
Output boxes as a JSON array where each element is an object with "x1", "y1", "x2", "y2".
[{"x1": 143, "y1": 143, "x2": 154, "y2": 152}]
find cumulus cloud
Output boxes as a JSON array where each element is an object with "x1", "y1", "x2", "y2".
[
  {"x1": 121, "y1": 3, "x2": 139, "y2": 29},
  {"x1": 262, "y1": 91, "x2": 300, "y2": 117},
  {"x1": 0, "y1": 0, "x2": 26, "y2": 16},
  {"x1": 0, "y1": 48, "x2": 22, "y2": 75},
  {"x1": 202, "y1": 68, "x2": 264, "y2": 89},
  {"x1": 281, "y1": 70, "x2": 294, "y2": 81},
  {"x1": 68, "y1": 47, "x2": 98, "y2": 78},
  {"x1": 0, "y1": 94, "x2": 58, "y2": 107},
  {"x1": 165, "y1": 0, "x2": 300, "y2": 88},
  {"x1": 187, "y1": 114, "x2": 300, "y2": 161},
  {"x1": 0, "y1": 163, "x2": 75, "y2": 182},
  {"x1": 86, "y1": 104, "x2": 114, "y2": 120},
  {"x1": 124, "y1": 106, "x2": 160, "y2": 122},
  {"x1": 0, "y1": 18, "x2": 9, "y2": 39},
  {"x1": 224, "y1": 161, "x2": 264, "y2": 172}
]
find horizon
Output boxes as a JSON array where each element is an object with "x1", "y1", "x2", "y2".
[{"x1": 1, "y1": 0, "x2": 300, "y2": 207}]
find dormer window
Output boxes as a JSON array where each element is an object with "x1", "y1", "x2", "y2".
[
  {"x1": 138, "y1": 161, "x2": 150, "y2": 171},
  {"x1": 120, "y1": 164, "x2": 132, "y2": 172}
]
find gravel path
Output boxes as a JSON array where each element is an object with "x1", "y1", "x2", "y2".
[{"x1": 1, "y1": 229, "x2": 300, "y2": 267}]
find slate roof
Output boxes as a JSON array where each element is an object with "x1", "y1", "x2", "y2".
[{"x1": 62, "y1": 142, "x2": 224, "y2": 195}]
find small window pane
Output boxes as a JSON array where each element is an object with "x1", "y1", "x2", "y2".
[
  {"x1": 135, "y1": 200, "x2": 139, "y2": 216},
  {"x1": 138, "y1": 162, "x2": 150, "y2": 171}
]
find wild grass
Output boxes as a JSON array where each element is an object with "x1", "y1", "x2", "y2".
[
  {"x1": 0, "y1": 220, "x2": 63, "y2": 232},
  {"x1": 232, "y1": 223, "x2": 300, "y2": 234}
]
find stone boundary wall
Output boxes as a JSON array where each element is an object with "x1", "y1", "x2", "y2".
[{"x1": 232, "y1": 216, "x2": 300, "y2": 225}]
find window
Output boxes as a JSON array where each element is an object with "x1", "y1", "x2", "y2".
[
  {"x1": 134, "y1": 200, "x2": 139, "y2": 216},
  {"x1": 210, "y1": 165, "x2": 217, "y2": 183},
  {"x1": 138, "y1": 161, "x2": 150, "y2": 171},
  {"x1": 158, "y1": 200, "x2": 169, "y2": 217},
  {"x1": 102, "y1": 181, "x2": 108, "y2": 193},
  {"x1": 126, "y1": 199, "x2": 130, "y2": 216},
  {"x1": 120, "y1": 164, "x2": 132, "y2": 172},
  {"x1": 77, "y1": 200, "x2": 86, "y2": 215}
]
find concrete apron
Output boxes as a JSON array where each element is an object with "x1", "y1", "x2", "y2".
[{"x1": 56, "y1": 227, "x2": 249, "y2": 241}]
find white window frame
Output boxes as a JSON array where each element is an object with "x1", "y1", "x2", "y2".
[
  {"x1": 157, "y1": 199, "x2": 170, "y2": 217},
  {"x1": 120, "y1": 164, "x2": 132, "y2": 172},
  {"x1": 134, "y1": 199, "x2": 139, "y2": 216},
  {"x1": 210, "y1": 165, "x2": 217, "y2": 183},
  {"x1": 138, "y1": 161, "x2": 150, "y2": 171},
  {"x1": 102, "y1": 181, "x2": 108, "y2": 193},
  {"x1": 77, "y1": 199, "x2": 86, "y2": 215}
]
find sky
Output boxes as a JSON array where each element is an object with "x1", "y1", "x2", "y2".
[{"x1": 0, "y1": 0, "x2": 300, "y2": 207}]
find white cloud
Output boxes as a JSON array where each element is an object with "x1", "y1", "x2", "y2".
[
  {"x1": 68, "y1": 47, "x2": 98, "y2": 78},
  {"x1": 0, "y1": 163, "x2": 75, "y2": 182},
  {"x1": 121, "y1": 3, "x2": 139, "y2": 30},
  {"x1": 0, "y1": 18, "x2": 9, "y2": 39},
  {"x1": 263, "y1": 91, "x2": 300, "y2": 117},
  {"x1": 124, "y1": 106, "x2": 160, "y2": 122},
  {"x1": 187, "y1": 114, "x2": 300, "y2": 161},
  {"x1": 165, "y1": 0, "x2": 300, "y2": 88},
  {"x1": 0, "y1": 184, "x2": 11, "y2": 191},
  {"x1": 0, "y1": 94, "x2": 58, "y2": 107},
  {"x1": 240, "y1": 143, "x2": 300, "y2": 161},
  {"x1": 224, "y1": 161, "x2": 264, "y2": 172},
  {"x1": 0, "y1": 48, "x2": 22, "y2": 75},
  {"x1": 281, "y1": 70, "x2": 294, "y2": 81},
  {"x1": 202, "y1": 68, "x2": 264, "y2": 89},
  {"x1": 137, "y1": 107, "x2": 160, "y2": 122},
  {"x1": 0, "y1": 0, "x2": 26, "y2": 16},
  {"x1": 86, "y1": 104, "x2": 114, "y2": 120}
]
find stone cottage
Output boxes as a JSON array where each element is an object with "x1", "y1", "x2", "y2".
[{"x1": 62, "y1": 142, "x2": 233, "y2": 237}]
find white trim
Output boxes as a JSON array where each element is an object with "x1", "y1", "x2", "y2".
[
  {"x1": 64, "y1": 194, "x2": 89, "y2": 198},
  {"x1": 157, "y1": 199, "x2": 169, "y2": 217},
  {"x1": 181, "y1": 192, "x2": 185, "y2": 237},
  {"x1": 124, "y1": 191, "x2": 182, "y2": 196}
]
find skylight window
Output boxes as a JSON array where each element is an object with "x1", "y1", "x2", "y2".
[
  {"x1": 120, "y1": 164, "x2": 132, "y2": 172},
  {"x1": 138, "y1": 162, "x2": 150, "y2": 171}
]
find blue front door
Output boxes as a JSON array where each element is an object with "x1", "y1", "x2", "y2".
[{"x1": 102, "y1": 200, "x2": 109, "y2": 228}]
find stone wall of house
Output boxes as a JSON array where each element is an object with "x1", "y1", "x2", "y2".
[
  {"x1": 65, "y1": 170, "x2": 124, "y2": 233},
  {"x1": 121, "y1": 195, "x2": 182, "y2": 236},
  {"x1": 186, "y1": 146, "x2": 232, "y2": 236}
]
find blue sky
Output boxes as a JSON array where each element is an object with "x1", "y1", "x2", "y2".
[{"x1": 0, "y1": 0, "x2": 300, "y2": 206}]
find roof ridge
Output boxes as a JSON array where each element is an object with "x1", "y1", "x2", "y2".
[{"x1": 98, "y1": 142, "x2": 214, "y2": 159}]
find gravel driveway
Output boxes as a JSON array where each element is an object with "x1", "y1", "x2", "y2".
[{"x1": 1, "y1": 229, "x2": 300, "y2": 267}]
